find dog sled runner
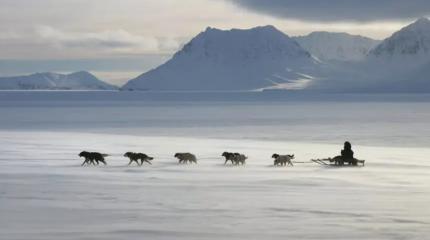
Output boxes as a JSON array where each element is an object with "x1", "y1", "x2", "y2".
[{"x1": 311, "y1": 158, "x2": 365, "y2": 167}]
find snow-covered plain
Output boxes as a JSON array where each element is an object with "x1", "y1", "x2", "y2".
[{"x1": 0, "y1": 91, "x2": 429, "y2": 239}]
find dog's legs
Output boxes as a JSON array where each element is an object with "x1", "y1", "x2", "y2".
[{"x1": 81, "y1": 159, "x2": 88, "y2": 166}]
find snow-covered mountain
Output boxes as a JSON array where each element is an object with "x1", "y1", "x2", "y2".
[
  {"x1": 370, "y1": 18, "x2": 430, "y2": 60},
  {"x1": 122, "y1": 26, "x2": 321, "y2": 91},
  {"x1": 308, "y1": 18, "x2": 430, "y2": 92},
  {"x1": 365, "y1": 18, "x2": 430, "y2": 92},
  {"x1": 293, "y1": 32, "x2": 380, "y2": 61},
  {"x1": 0, "y1": 71, "x2": 117, "y2": 90},
  {"x1": 122, "y1": 18, "x2": 430, "y2": 93}
]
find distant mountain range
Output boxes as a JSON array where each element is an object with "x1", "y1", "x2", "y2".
[
  {"x1": 123, "y1": 17, "x2": 430, "y2": 93},
  {"x1": 293, "y1": 32, "x2": 380, "y2": 61},
  {"x1": 309, "y1": 17, "x2": 430, "y2": 92},
  {"x1": 2, "y1": 18, "x2": 430, "y2": 93},
  {"x1": 0, "y1": 71, "x2": 117, "y2": 90},
  {"x1": 122, "y1": 26, "x2": 319, "y2": 91},
  {"x1": 370, "y1": 18, "x2": 430, "y2": 59}
]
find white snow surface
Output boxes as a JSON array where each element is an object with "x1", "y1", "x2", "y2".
[
  {"x1": 0, "y1": 131, "x2": 429, "y2": 240},
  {"x1": 294, "y1": 32, "x2": 380, "y2": 61},
  {"x1": 0, "y1": 91, "x2": 430, "y2": 239},
  {"x1": 0, "y1": 71, "x2": 117, "y2": 90}
]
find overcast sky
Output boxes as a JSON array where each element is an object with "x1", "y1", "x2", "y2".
[{"x1": 0, "y1": 0, "x2": 428, "y2": 84}]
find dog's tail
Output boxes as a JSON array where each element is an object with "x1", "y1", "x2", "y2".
[{"x1": 102, "y1": 154, "x2": 110, "y2": 157}]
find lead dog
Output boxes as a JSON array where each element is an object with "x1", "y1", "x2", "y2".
[
  {"x1": 124, "y1": 152, "x2": 154, "y2": 166},
  {"x1": 79, "y1": 151, "x2": 109, "y2": 166}
]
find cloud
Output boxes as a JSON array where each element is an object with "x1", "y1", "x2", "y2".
[
  {"x1": 35, "y1": 26, "x2": 180, "y2": 54},
  {"x1": 0, "y1": 0, "x2": 418, "y2": 61},
  {"x1": 0, "y1": 31, "x2": 21, "y2": 40},
  {"x1": 229, "y1": 0, "x2": 430, "y2": 22}
]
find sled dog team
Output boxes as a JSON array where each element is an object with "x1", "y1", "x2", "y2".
[
  {"x1": 79, "y1": 151, "x2": 294, "y2": 166},
  {"x1": 80, "y1": 142, "x2": 363, "y2": 167}
]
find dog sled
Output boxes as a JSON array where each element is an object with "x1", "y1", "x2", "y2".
[{"x1": 311, "y1": 157, "x2": 365, "y2": 167}]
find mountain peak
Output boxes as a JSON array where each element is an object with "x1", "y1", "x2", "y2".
[
  {"x1": 402, "y1": 17, "x2": 430, "y2": 33},
  {"x1": 176, "y1": 25, "x2": 309, "y2": 61},
  {"x1": 202, "y1": 25, "x2": 283, "y2": 36},
  {"x1": 252, "y1": 25, "x2": 278, "y2": 31},
  {"x1": 293, "y1": 31, "x2": 380, "y2": 61},
  {"x1": 304, "y1": 31, "x2": 376, "y2": 41},
  {"x1": 0, "y1": 71, "x2": 117, "y2": 90},
  {"x1": 122, "y1": 26, "x2": 316, "y2": 91},
  {"x1": 414, "y1": 17, "x2": 430, "y2": 25},
  {"x1": 203, "y1": 26, "x2": 220, "y2": 33},
  {"x1": 68, "y1": 71, "x2": 96, "y2": 79},
  {"x1": 370, "y1": 17, "x2": 430, "y2": 58}
]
